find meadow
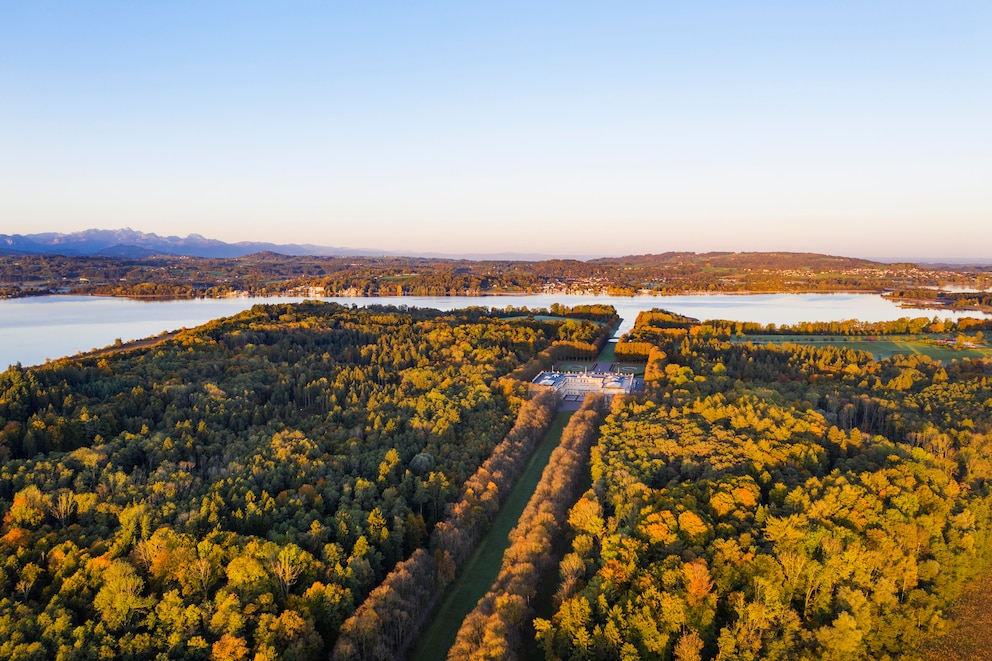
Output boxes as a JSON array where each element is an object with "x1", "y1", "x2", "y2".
[{"x1": 741, "y1": 334, "x2": 992, "y2": 361}]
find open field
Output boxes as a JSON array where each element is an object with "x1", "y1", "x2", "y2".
[
  {"x1": 410, "y1": 410, "x2": 575, "y2": 661},
  {"x1": 742, "y1": 335, "x2": 992, "y2": 361},
  {"x1": 842, "y1": 341, "x2": 992, "y2": 361}
]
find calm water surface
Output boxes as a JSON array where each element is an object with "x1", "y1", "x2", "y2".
[{"x1": 1, "y1": 293, "x2": 987, "y2": 368}]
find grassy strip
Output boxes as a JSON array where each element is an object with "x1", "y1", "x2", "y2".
[
  {"x1": 596, "y1": 340, "x2": 617, "y2": 363},
  {"x1": 410, "y1": 410, "x2": 575, "y2": 661},
  {"x1": 448, "y1": 400, "x2": 603, "y2": 660}
]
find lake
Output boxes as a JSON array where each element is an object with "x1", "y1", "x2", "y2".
[{"x1": 1, "y1": 292, "x2": 988, "y2": 369}]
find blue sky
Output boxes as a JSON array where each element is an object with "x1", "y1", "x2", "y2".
[{"x1": 2, "y1": 2, "x2": 990, "y2": 258}]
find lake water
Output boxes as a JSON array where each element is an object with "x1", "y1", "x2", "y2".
[{"x1": 1, "y1": 293, "x2": 988, "y2": 369}]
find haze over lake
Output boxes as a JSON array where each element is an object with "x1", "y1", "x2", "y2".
[{"x1": 2, "y1": 293, "x2": 988, "y2": 369}]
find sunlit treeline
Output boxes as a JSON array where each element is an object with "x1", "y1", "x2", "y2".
[
  {"x1": 449, "y1": 394, "x2": 604, "y2": 661},
  {"x1": 331, "y1": 391, "x2": 558, "y2": 660}
]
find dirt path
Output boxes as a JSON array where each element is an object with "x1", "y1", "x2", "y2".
[{"x1": 74, "y1": 332, "x2": 178, "y2": 360}]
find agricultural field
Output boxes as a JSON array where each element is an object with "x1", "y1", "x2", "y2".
[{"x1": 741, "y1": 334, "x2": 992, "y2": 361}]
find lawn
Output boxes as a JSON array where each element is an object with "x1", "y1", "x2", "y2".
[
  {"x1": 554, "y1": 362, "x2": 597, "y2": 372},
  {"x1": 596, "y1": 339, "x2": 617, "y2": 363}
]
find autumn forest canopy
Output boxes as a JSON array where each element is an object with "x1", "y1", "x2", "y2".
[
  {"x1": 0, "y1": 301, "x2": 615, "y2": 659},
  {"x1": 1, "y1": 301, "x2": 992, "y2": 660},
  {"x1": 537, "y1": 311, "x2": 992, "y2": 660}
]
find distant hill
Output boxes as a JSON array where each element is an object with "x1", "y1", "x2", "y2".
[
  {"x1": 94, "y1": 244, "x2": 160, "y2": 258},
  {"x1": 592, "y1": 251, "x2": 886, "y2": 270},
  {"x1": 0, "y1": 228, "x2": 388, "y2": 259}
]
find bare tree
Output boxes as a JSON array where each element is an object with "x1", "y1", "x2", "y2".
[
  {"x1": 270, "y1": 546, "x2": 303, "y2": 599},
  {"x1": 48, "y1": 489, "x2": 76, "y2": 528}
]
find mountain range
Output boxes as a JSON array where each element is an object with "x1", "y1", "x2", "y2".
[
  {"x1": 0, "y1": 228, "x2": 583, "y2": 261},
  {"x1": 6, "y1": 229, "x2": 992, "y2": 265},
  {"x1": 0, "y1": 228, "x2": 391, "y2": 259}
]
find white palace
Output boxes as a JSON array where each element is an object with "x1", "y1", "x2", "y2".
[{"x1": 532, "y1": 370, "x2": 635, "y2": 402}]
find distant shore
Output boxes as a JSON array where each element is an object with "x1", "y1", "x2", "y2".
[{"x1": 1, "y1": 286, "x2": 900, "y2": 303}]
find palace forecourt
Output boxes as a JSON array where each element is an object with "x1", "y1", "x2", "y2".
[{"x1": 532, "y1": 368, "x2": 637, "y2": 408}]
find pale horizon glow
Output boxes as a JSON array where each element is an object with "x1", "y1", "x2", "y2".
[{"x1": 2, "y1": 2, "x2": 990, "y2": 259}]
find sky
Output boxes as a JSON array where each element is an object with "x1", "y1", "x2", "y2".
[{"x1": 1, "y1": 1, "x2": 990, "y2": 259}]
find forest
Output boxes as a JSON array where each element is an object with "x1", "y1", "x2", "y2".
[
  {"x1": 5, "y1": 298, "x2": 992, "y2": 660},
  {"x1": 0, "y1": 301, "x2": 612, "y2": 660},
  {"x1": 3, "y1": 251, "x2": 989, "y2": 300},
  {"x1": 535, "y1": 310, "x2": 992, "y2": 660}
]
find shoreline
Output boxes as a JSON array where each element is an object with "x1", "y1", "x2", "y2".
[
  {"x1": 883, "y1": 294, "x2": 992, "y2": 315},
  {"x1": 2, "y1": 287, "x2": 894, "y2": 303}
]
